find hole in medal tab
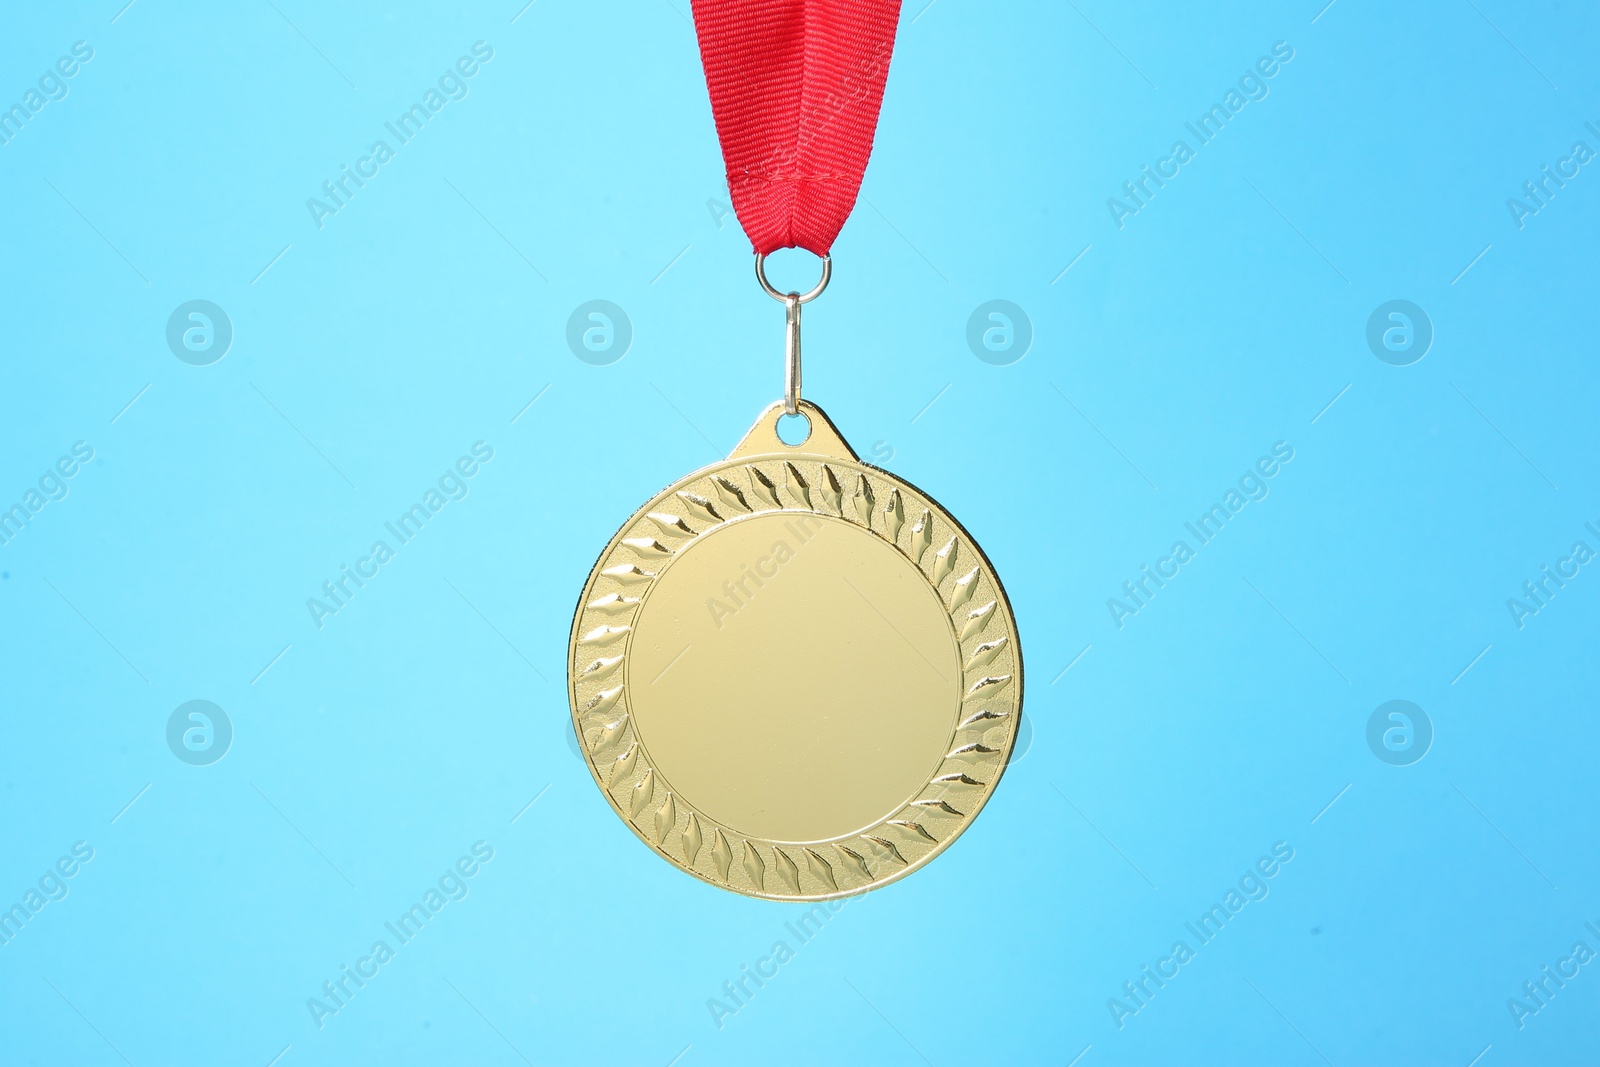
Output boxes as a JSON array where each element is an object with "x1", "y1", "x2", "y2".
[{"x1": 776, "y1": 411, "x2": 811, "y2": 446}]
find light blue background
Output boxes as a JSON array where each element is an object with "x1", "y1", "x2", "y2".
[{"x1": 3, "y1": 1, "x2": 1598, "y2": 1064}]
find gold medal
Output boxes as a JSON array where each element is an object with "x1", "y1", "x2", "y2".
[
  {"x1": 568, "y1": 0, "x2": 1018, "y2": 897},
  {"x1": 567, "y1": 392, "x2": 1022, "y2": 899}
]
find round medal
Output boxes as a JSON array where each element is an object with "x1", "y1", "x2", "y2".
[{"x1": 568, "y1": 401, "x2": 1022, "y2": 899}]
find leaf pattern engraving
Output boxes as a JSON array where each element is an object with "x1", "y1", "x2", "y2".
[
  {"x1": 932, "y1": 773, "x2": 985, "y2": 792},
  {"x1": 931, "y1": 536, "x2": 959, "y2": 586},
  {"x1": 805, "y1": 849, "x2": 838, "y2": 892},
  {"x1": 587, "y1": 593, "x2": 642, "y2": 615},
  {"x1": 836, "y1": 844, "x2": 871, "y2": 882},
  {"x1": 964, "y1": 637, "x2": 1008, "y2": 671},
  {"x1": 772, "y1": 847, "x2": 800, "y2": 893},
  {"x1": 676, "y1": 490, "x2": 723, "y2": 523},
  {"x1": 957, "y1": 709, "x2": 1008, "y2": 732},
  {"x1": 852, "y1": 473, "x2": 875, "y2": 527},
  {"x1": 946, "y1": 742, "x2": 1001, "y2": 763},
  {"x1": 747, "y1": 465, "x2": 782, "y2": 508},
  {"x1": 612, "y1": 743, "x2": 638, "y2": 782},
  {"x1": 712, "y1": 475, "x2": 752, "y2": 513},
  {"x1": 579, "y1": 625, "x2": 630, "y2": 647},
  {"x1": 964, "y1": 675, "x2": 1013, "y2": 701},
  {"x1": 910, "y1": 799, "x2": 965, "y2": 818},
  {"x1": 888, "y1": 819, "x2": 938, "y2": 844},
  {"x1": 883, "y1": 488, "x2": 904, "y2": 543},
  {"x1": 581, "y1": 686, "x2": 623, "y2": 718},
  {"x1": 629, "y1": 769, "x2": 655, "y2": 817},
  {"x1": 600, "y1": 563, "x2": 656, "y2": 585},
  {"x1": 742, "y1": 841, "x2": 766, "y2": 891},
  {"x1": 947, "y1": 567, "x2": 980, "y2": 612},
  {"x1": 820, "y1": 465, "x2": 843, "y2": 513},
  {"x1": 784, "y1": 462, "x2": 812, "y2": 509},
  {"x1": 579, "y1": 655, "x2": 624, "y2": 681},
  {"x1": 683, "y1": 815, "x2": 703, "y2": 865},
  {"x1": 909, "y1": 509, "x2": 934, "y2": 565},
  {"x1": 621, "y1": 537, "x2": 672, "y2": 558},
  {"x1": 645, "y1": 512, "x2": 696, "y2": 539},
  {"x1": 960, "y1": 602, "x2": 997, "y2": 642},
  {"x1": 864, "y1": 836, "x2": 907, "y2": 866},
  {"x1": 592, "y1": 717, "x2": 628, "y2": 755},
  {"x1": 712, "y1": 830, "x2": 733, "y2": 881},
  {"x1": 654, "y1": 793, "x2": 676, "y2": 844}
]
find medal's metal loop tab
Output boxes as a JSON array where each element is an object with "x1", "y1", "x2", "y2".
[
  {"x1": 755, "y1": 254, "x2": 829, "y2": 417},
  {"x1": 783, "y1": 294, "x2": 802, "y2": 415},
  {"x1": 754, "y1": 252, "x2": 831, "y2": 303}
]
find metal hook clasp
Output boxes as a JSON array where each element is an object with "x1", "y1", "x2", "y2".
[
  {"x1": 754, "y1": 253, "x2": 830, "y2": 416},
  {"x1": 783, "y1": 293, "x2": 801, "y2": 416}
]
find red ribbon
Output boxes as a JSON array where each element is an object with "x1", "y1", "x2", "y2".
[{"x1": 691, "y1": 0, "x2": 902, "y2": 256}]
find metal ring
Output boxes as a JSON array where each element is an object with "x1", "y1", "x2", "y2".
[{"x1": 754, "y1": 252, "x2": 831, "y2": 304}]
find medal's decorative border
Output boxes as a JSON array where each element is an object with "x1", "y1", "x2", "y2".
[{"x1": 568, "y1": 446, "x2": 1022, "y2": 901}]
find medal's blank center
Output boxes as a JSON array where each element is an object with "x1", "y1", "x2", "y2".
[{"x1": 627, "y1": 511, "x2": 959, "y2": 844}]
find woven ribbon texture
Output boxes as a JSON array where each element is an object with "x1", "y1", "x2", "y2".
[{"x1": 691, "y1": 0, "x2": 901, "y2": 255}]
